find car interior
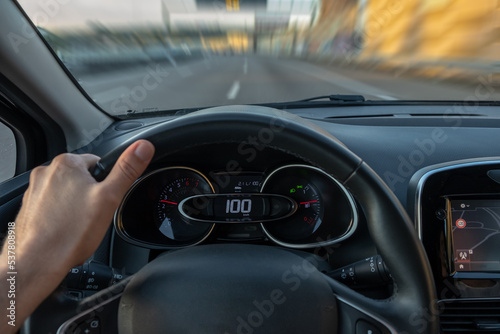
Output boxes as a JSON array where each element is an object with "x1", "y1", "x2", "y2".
[{"x1": 1, "y1": 0, "x2": 500, "y2": 333}]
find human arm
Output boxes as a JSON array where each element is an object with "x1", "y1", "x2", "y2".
[{"x1": 0, "y1": 139, "x2": 154, "y2": 333}]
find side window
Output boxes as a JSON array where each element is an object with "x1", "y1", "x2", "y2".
[{"x1": 0, "y1": 121, "x2": 16, "y2": 183}]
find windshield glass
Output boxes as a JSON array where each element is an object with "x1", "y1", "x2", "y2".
[{"x1": 17, "y1": 0, "x2": 500, "y2": 115}]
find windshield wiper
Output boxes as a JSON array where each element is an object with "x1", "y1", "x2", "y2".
[
  {"x1": 259, "y1": 94, "x2": 368, "y2": 109},
  {"x1": 294, "y1": 94, "x2": 366, "y2": 103},
  {"x1": 118, "y1": 95, "x2": 369, "y2": 119}
]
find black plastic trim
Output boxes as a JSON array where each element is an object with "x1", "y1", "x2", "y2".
[{"x1": 0, "y1": 73, "x2": 66, "y2": 169}]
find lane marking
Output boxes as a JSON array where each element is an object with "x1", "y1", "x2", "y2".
[
  {"x1": 227, "y1": 80, "x2": 240, "y2": 100},
  {"x1": 243, "y1": 58, "x2": 248, "y2": 74}
]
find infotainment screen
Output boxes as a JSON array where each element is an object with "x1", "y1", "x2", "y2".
[{"x1": 448, "y1": 199, "x2": 500, "y2": 273}]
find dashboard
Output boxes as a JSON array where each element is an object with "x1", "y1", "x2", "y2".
[
  {"x1": 98, "y1": 106, "x2": 500, "y2": 265},
  {"x1": 105, "y1": 106, "x2": 500, "y2": 333},
  {"x1": 19, "y1": 104, "x2": 500, "y2": 334}
]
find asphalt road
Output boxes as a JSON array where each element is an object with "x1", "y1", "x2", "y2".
[{"x1": 78, "y1": 55, "x2": 499, "y2": 115}]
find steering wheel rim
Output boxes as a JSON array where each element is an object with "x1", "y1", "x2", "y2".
[{"x1": 93, "y1": 105, "x2": 438, "y2": 334}]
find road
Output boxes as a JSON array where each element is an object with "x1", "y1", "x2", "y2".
[{"x1": 78, "y1": 55, "x2": 498, "y2": 115}]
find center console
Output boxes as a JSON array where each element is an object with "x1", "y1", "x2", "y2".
[{"x1": 408, "y1": 158, "x2": 500, "y2": 332}]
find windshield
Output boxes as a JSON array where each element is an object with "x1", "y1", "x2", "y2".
[{"x1": 17, "y1": 0, "x2": 500, "y2": 115}]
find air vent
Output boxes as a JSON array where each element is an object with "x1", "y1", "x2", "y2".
[{"x1": 439, "y1": 299, "x2": 500, "y2": 332}]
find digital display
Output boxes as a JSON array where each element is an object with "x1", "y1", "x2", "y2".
[
  {"x1": 449, "y1": 199, "x2": 500, "y2": 273},
  {"x1": 179, "y1": 194, "x2": 295, "y2": 223},
  {"x1": 213, "y1": 196, "x2": 266, "y2": 221},
  {"x1": 209, "y1": 173, "x2": 263, "y2": 193}
]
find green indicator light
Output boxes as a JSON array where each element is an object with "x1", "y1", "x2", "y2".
[
  {"x1": 290, "y1": 188, "x2": 296, "y2": 193},
  {"x1": 297, "y1": 185, "x2": 303, "y2": 189}
]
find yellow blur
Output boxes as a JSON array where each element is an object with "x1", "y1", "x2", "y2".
[
  {"x1": 226, "y1": 0, "x2": 240, "y2": 12},
  {"x1": 360, "y1": 0, "x2": 499, "y2": 62}
]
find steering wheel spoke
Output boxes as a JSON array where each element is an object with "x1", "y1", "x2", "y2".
[{"x1": 325, "y1": 274, "x2": 407, "y2": 334}]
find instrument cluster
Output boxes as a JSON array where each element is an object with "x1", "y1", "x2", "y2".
[{"x1": 115, "y1": 164, "x2": 358, "y2": 249}]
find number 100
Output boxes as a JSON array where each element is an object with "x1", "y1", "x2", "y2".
[{"x1": 226, "y1": 199, "x2": 252, "y2": 214}]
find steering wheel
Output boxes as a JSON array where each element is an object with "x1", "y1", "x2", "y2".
[{"x1": 84, "y1": 106, "x2": 438, "y2": 333}]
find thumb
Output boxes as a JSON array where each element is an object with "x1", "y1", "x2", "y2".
[{"x1": 100, "y1": 140, "x2": 155, "y2": 200}]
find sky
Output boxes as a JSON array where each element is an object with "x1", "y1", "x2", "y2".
[{"x1": 17, "y1": 0, "x2": 164, "y2": 30}]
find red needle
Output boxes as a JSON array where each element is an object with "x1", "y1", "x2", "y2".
[
  {"x1": 161, "y1": 200, "x2": 178, "y2": 205},
  {"x1": 300, "y1": 200, "x2": 318, "y2": 205}
]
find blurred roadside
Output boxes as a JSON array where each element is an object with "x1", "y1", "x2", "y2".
[
  {"x1": 303, "y1": 0, "x2": 500, "y2": 86},
  {"x1": 38, "y1": 24, "x2": 206, "y2": 77},
  {"x1": 30, "y1": 0, "x2": 499, "y2": 88}
]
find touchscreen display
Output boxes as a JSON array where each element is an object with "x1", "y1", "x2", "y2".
[{"x1": 449, "y1": 199, "x2": 500, "y2": 272}]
